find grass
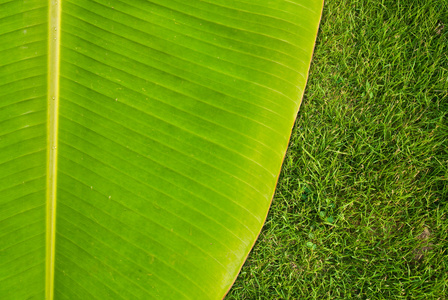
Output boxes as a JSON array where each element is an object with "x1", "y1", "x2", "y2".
[{"x1": 226, "y1": 0, "x2": 448, "y2": 299}]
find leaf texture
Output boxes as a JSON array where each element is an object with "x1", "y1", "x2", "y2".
[{"x1": 0, "y1": 0, "x2": 323, "y2": 299}]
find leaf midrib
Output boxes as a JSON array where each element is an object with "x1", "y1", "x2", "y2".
[{"x1": 45, "y1": 0, "x2": 61, "y2": 299}]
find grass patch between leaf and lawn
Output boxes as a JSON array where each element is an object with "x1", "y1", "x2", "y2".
[{"x1": 227, "y1": 0, "x2": 447, "y2": 299}]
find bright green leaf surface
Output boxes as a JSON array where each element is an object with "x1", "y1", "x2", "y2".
[{"x1": 0, "y1": 0, "x2": 322, "y2": 299}]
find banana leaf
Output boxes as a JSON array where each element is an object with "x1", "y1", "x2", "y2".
[{"x1": 0, "y1": 0, "x2": 323, "y2": 298}]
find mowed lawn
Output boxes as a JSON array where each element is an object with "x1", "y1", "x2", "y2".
[{"x1": 227, "y1": 0, "x2": 447, "y2": 299}]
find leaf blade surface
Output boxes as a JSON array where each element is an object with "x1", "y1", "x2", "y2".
[{"x1": 0, "y1": 0, "x2": 323, "y2": 298}]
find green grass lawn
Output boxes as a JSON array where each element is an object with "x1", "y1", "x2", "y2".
[{"x1": 227, "y1": 0, "x2": 447, "y2": 299}]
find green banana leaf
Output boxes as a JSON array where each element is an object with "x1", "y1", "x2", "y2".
[{"x1": 0, "y1": 0, "x2": 323, "y2": 298}]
